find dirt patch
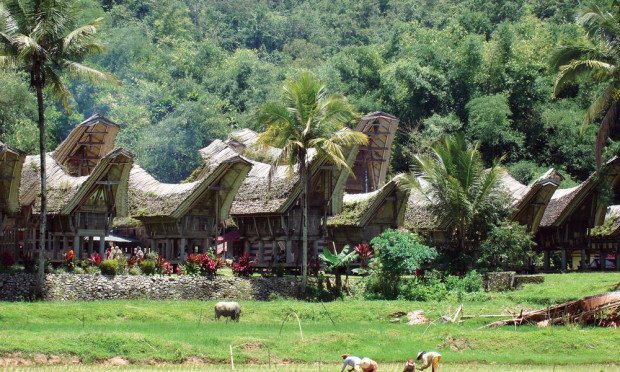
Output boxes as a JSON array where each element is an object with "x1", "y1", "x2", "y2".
[
  {"x1": 183, "y1": 356, "x2": 207, "y2": 365},
  {"x1": 438, "y1": 336, "x2": 471, "y2": 351},
  {"x1": 105, "y1": 357, "x2": 130, "y2": 366},
  {"x1": 241, "y1": 341, "x2": 263, "y2": 351},
  {"x1": 0, "y1": 353, "x2": 32, "y2": 367},
  {"x1": 407, "y1": 310, "x2": 429, "y2": 325}
]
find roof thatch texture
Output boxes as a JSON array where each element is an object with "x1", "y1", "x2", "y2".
[
  {"x1": 540, "y1": 157, "x2": 620, "y2": 228},
  {"x1": 328, "y1": 175, "x2": 407, "y2": 227},
  {"x1": 52, "y1": 114, "x2": 120, "y2": 176},
  {"x1": 129, "y1": 140, "x2": 251, "y2": 220},
  {"x1": 227, "y1": 128, "x2": 282, "y2": 163},
  {"x1": 591, "y1": 205, "x2": 620, "y2": 237},
  {"x1": 0, "y1": 142, "x2": 25, "y2": 213},
  {"x1": 229, "y1": 148, "x2": 320, "y2": 215},
  {"x1": 20, "y1": 148, "x2": 134, "y2": 215},
  {"x1": 403, "y1": 179, "x2": 445, "y2": 231}
]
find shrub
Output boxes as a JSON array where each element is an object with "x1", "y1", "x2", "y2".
[
  {"x1": 100, "y1": 259, "x2": 120, "y2": 275},
  {"x1": 182, "y1": 253, "x2": 220, "y2": 277},
  {"x1": 128, "y1": 266, "x2": 142, "y2": 275},
  {"x1": 399, "y1": 277, "x2": 448, "y2": 302},
  {"x1": 232, "y1": 252, "x2": 254, "y2": 276},
  {"x1": 366, "y1": 229, "x2": 437, "y2": 299},
  {"x1": 371, "y1": 229, "x2": 437, "y2": 277},
  {"x1": 444, "y1": 270, "x2": 483, "y2": 293},
  {"x1": 139, "y1": 259, "x2": 157, "y2": 275},
  {"x1": 478, "y1": 221, "x2": 535, "y2": 272},
  {"x1": 157, "y1": 257, "x2": 173, "y2": 275},
  {"x1": 73, "y1": 266, "x2": 85, "y2": 274}
]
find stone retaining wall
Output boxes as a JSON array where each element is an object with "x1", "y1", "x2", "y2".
[{"x1": 0, "y1": 274, "x2": 304, "y2": 301}]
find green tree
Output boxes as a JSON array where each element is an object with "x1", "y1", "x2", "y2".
[
  {"x1": 551, "y1": 1, "x2": 620, "y2": 165},
  {"x1": 0, "y1": 0, "x2": 117, "y2": 283},
  {"x1": 257, "y1": 71, "x2": 367, "y2": 286},
  {"x1": 478, "y1": 221, "x2": 536, "y2": 272},
  {"x1": 403, "y1": 133, "x2": 510, "y2": 256}
]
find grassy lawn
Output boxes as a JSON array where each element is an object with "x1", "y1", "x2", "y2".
[{"x1": 0, "y1": 272, "x2": 618, "y2": 368}]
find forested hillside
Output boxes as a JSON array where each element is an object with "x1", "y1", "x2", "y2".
[{"x1": 0, "y1": 0, "x2": 602, "y2": 184}]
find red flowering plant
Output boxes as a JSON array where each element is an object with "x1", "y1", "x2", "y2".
[
  {"x1": 157, "y1": 257, "x2": 174, "y2": 275},
  {"x1": 354, "y1": 243, "x2": 374, "y2": 268},
  {"x1": 183, "y1": 254, "x2": 203, "y2": 275},
  {"x1": 64, "y1": 249, "x2": 75, "y2": 271},
  {"x1": 182, "y1": 253, "x2": 221, "y2": 277},
  {"x1": 232, "y1": 252, "x2": 254, "y2": 277},
  {"x1": 200, "y1": 254, "x2": 221, "y2": 277},
  {"x1": 88, "y1": 253, "x2": 102, "y2": 267},
  {"x1": 175, "y1": 265, "x2": 184, "y2": 275}
]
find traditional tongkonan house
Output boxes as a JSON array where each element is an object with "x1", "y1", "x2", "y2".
[
  {"x1": 328, "y1": 175, "x2": 409, "y2": 247},
  {"x1": 18, "y1": 115, "x2": 134, "y2": 261},
  {"x1": 537, "y1": 157, "x2": 620, "y2": 271},
  {"x1": 404, "y1": 168, "x2": 562, "y2": 245},
  {"x1": 0, "y1": 143, "x2": 25, "y2": 258},
  {"x1": 127, "y1": 140, "x2": 251, "y2": 262},
  {"x1": 227, "y1": 132, "x2": 356, "y2": 271},
  {"x1": 344, "y1": 112, "x2": 398, "y2": 194}
]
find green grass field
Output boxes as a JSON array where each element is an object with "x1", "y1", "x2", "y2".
[{"x1": 0, "y1": 272, "x2": 619, "y2": 370}]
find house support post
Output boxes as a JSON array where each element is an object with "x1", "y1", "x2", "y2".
[
  {"x1": 561, "y1": 249, "x2": 567, "y2": 272},
  {"x1": 543, "y1": 250, "x2": 550, "y2": 271},
  {"x1": 99, "y1": 235, "x2": 106, "y2": 256},
  {"x1": 599, "y1": 248, "x2": 605, "y2": 271},
  {"x1": 73, "y1": 235, "x2": 81, "y2": 260},
  {"x1": 244, "y1": 240, "x2": 250, "y2": 255},
  {"x1": 258, "y1": 240, "x2": 264, "y2": 264},
  {"x1": 88, "y1": 237, "x2": 94, "y2": 255},
  {"x1": 581, "y1": 249, "x2": 587, "y2": 271},
  {"x1": 286, "y1": 240, "x2": 293, "y2": 265}
]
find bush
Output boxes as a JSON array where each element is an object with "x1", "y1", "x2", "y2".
[
  {"x1": 478, "y1": 221, "x2": 535, "y2": 272},
  {"x1": 73, "y1": 266, "x2": 85, "y2": 274},
  {"x1": 128, "y1": 266, "x2": 142, "y2": 275},
  {"x1": 139, "y1": 259, "x2": 157, "y2": 275},
  {"x1": 399, "y1": 277, "x2": 448, "y2": 302},
  {"x1": 100, "y1": 259, "x2": 120, "y2": 275},
  {"x1": 366, "y1": 229, "x2": 437, "y2": 299},
  {"x1": 85, "y1": 265, "x2": 101, "y2": 275},
  {"x1": 445, "y1": 270, "x2": 483, "y2": 293},
  {"x1": 232, "y1": 252, "x2": 254, "y2": 277},
  {"x1": 182, "y1": 253, "x2": 220, "y2": 277}
]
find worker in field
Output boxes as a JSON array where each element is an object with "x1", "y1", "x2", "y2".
[
  {"x1": 340, "y1": 354, "x2": 362, "y2": 372},
  {"x1": 417, "y1": 351, "x2": 442, "y2": 372},
  {"x1": 360, "y1": 357, "x2": 378, "y2": 372},
  {"x1": 403, "y1": 359, "x2": 416, "y2": 371}
]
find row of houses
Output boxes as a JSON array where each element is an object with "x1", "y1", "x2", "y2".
[{"x1": 1, "y1": 113, "x2": 619, "y2": 271}]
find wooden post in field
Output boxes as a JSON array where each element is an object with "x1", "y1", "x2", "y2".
[{"x1": 229, "y1": 344, "x2": 234, "y2": 370}]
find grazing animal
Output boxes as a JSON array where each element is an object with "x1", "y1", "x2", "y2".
[{"x1": 214, "y1": 301, "x2": 241, "y2": 322}]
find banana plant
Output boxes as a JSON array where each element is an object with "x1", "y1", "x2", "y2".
[{"x1": 319, "y1": 245, "x2": 359, "y2": 294}]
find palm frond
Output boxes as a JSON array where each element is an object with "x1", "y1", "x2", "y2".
[
  {"x1": 596, "y1": 101, "x2": 620, "y2": 166},
  {"x1": 62, "y1": 17, "x2": 102, "y2": 54},
  {"x1": 63, "y1": 60, "x2": 120, "y2": 85},
  {"x1": 0, "y1": 3, "x2": 18, "y2": 36},
  {"x1": 44, "y1": 65, "x2": 72, "y2": 109},
  {"x1": 578, "y1": 3, "x2": 620, "y2": 41},
  {"x1": 550, "y1": 44, "x2": 611, "y2": 70},
  {"x1": 553, "y1": 59, "x2": 615, "y2": 97}
]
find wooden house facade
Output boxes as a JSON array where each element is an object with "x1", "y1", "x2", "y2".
[
  {"x1": 537, "y1": 157, "x2": 620, "y2": 271},
  {"x1": 17, "y1": 115, "x2": 134, "y2": 261},
  {"x1": 0, "y1": 143, "x2": 25, "y2": 257},
  {"x1": 228, "y1": 138, "x2": 356, "y2": 270},
  {"x1": 127, "y1": 140, "x2": 251, "y2": 261},
  {"x1": 328, "y1": 175, "x2": 409, "y2": 247}
]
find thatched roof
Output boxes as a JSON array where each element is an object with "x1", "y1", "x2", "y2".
[
  {"x1": 403, "y1": 178, "x2": 445, "y2": 231},
  {"x1": 540, "y1": 157, "x2": 620, "y2": 228},
  {"x1": 592, "y1": 205, "x2": 620, "y2": 238},
  {"x1": 499, "y1": 168, "x2": 561, "y2": 233},
  {"x1": 129, "y1": 140, "x2": 251, "y2": 220},
  {"x1": 52, "y1": 114, "x2": 120, "y2": 176},
  {"x1": 328, "y1": 175, "x2": 408, "y2": 227},
  {"x1": 230, "y1": 148, "x2": 320, "y2": 215},
  {"x1": 20, "y1": 148, "x2": 134, "y2": 215},
  {"x1": 345, "y1": 112, "x2": 399, "y2": 194},
  {"x1": 0, "y1": 142, "x2": 25, "y2": 214},
  {"x1": 227, "y1": 128, "x2": 282, "y2": 163}
]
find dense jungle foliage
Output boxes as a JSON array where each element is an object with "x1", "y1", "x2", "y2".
[{"x1": 0, "y1": 0, "x2": 606, "y2": 183}]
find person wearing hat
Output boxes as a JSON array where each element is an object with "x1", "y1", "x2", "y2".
[
  {"x1": 403, "y1": 359, "x2": 416, "y2": 372},
  {"x1": 417, "y1": 351, "x2": 442, "y2": 372},
  {"x1": 360, "y1": 357, "x2": 378, "y2": 372},
  {"x1": 340, "y1": 354, "x2": 362, "y2": 372}
]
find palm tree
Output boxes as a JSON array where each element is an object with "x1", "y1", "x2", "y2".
[
  {"x1": 403, "y1": 133, "x2": 507, "y2": 254},
  {"x1": 0, "y1": 0, "x2": 118, "y2": 284},
  {"x1": 551, "y1": 1, "x2": 620, "y2": 166},
  {"x1": 257, "y1": 71, "x2": 367, "y2": 286}
]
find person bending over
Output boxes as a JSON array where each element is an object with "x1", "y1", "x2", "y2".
[
  {"x1": 341, "y1": 354, "x2": 362, "y2": 372},
  {"x1": 417, "y1": 351, "x2": 442, "y2": 372}
]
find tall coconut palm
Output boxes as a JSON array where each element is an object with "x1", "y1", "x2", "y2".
[
  {"x1": 257, "y1": 71, "x2": 367, "y2": 286},
  {"x1": 403, "y1": 133, "x2": 507, "y2": 254},
  {"x1": 0, "y1": 0, "x2": 118, "y2": 284},
  {"x1": 551, "y1": 1, "x2": 620, "y2": 166}
]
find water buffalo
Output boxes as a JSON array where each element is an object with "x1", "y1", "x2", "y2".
[{"x1": 214, "y1": 301, "x2": 241, "y2": 322}]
